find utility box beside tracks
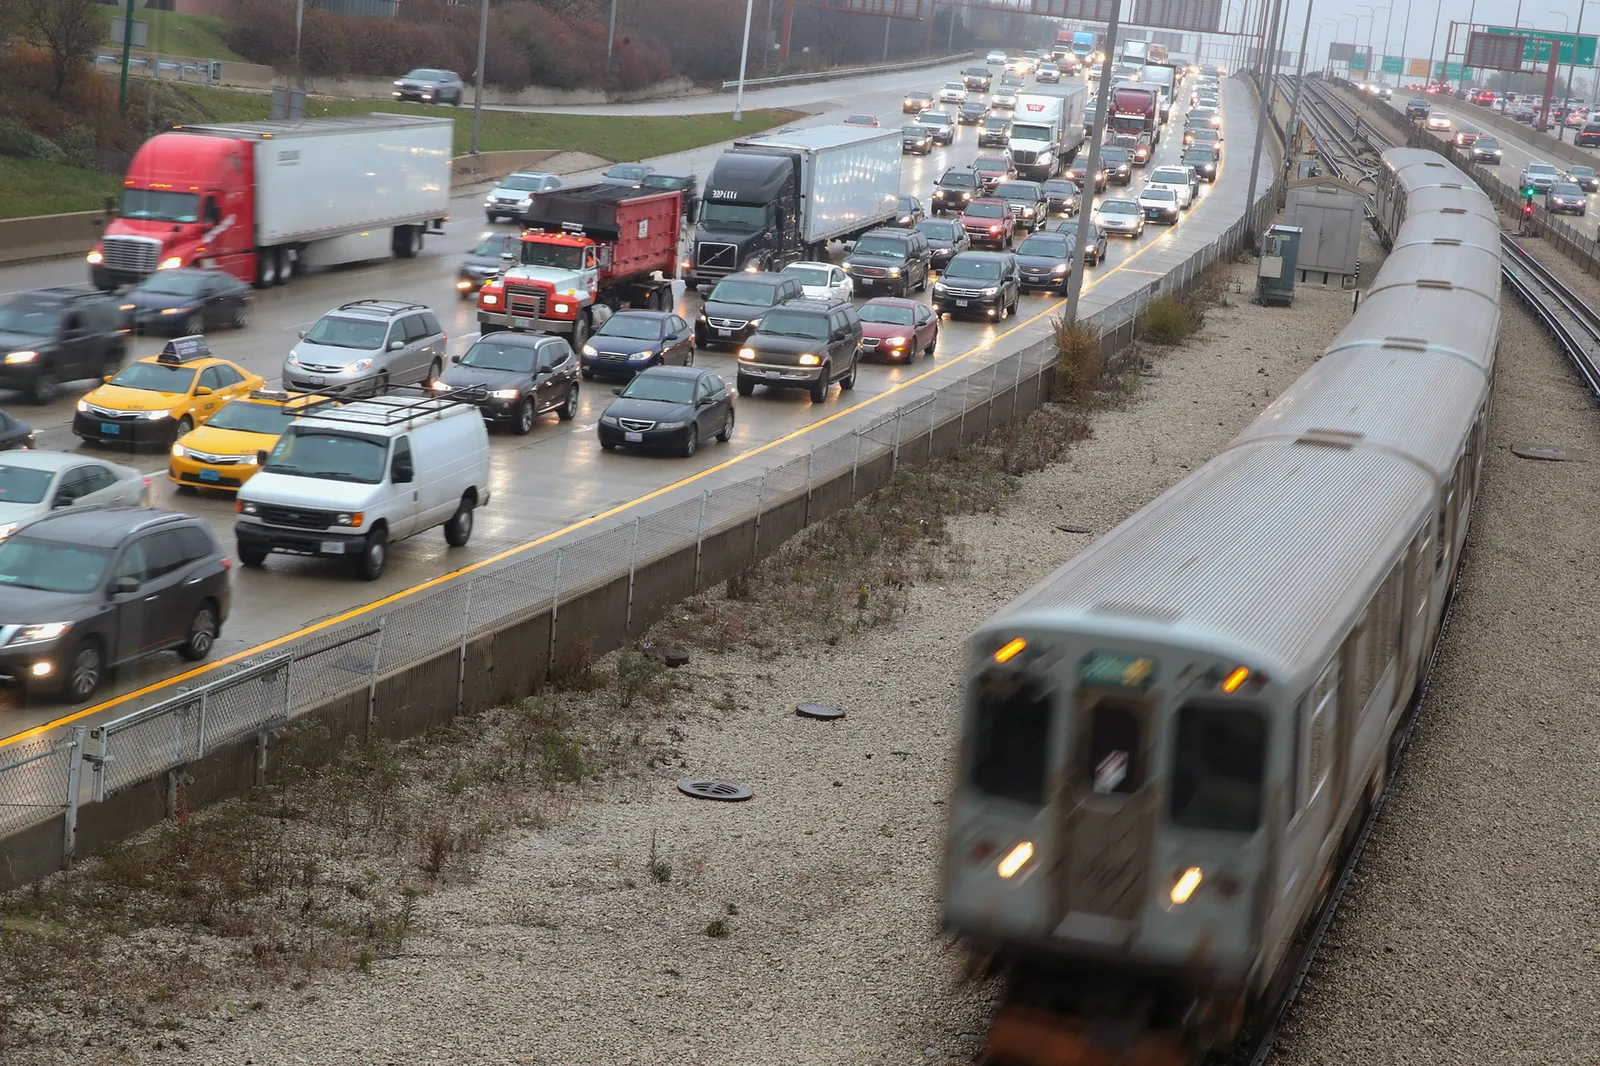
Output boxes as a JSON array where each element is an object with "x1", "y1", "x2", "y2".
[
  {"x1": 1284, "y1": 175, "x2": 1364, "y2": 287},
  {"x1": 1256, "y1": 224, "x2": 1303, "y2": 307}
]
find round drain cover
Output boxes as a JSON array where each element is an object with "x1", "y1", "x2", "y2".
[
  {"x1": 1512, "y1": 444, "x2": 1581, "y2": 462},
  {"x1": 796, "y1": 703, "x2": 846, "y2": 720},
  {"x1": 677, "y1": 779, "x2": 753, "y2": 802}
]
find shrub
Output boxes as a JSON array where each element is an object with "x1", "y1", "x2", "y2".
[
  {"x1": 0, "y1": 118, "x2": 66, "y2": 164},
  {"x1": 1050, "y1": 315, "x2": 1103, "y2": 405},
  {"x1": 1139, "y1": 294, "x2": 1195, "y2": 345},
  {"x1": 58, "y1": 124, "x2": 96, "y2": 168}
]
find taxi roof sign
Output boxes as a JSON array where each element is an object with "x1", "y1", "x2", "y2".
[{"x1": 158, "y1": 335, "x2": 211, "y2": 364}]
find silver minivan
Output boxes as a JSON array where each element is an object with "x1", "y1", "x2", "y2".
[{"x1": 283, "y1": 300, "x2": 446, "y2": 397}]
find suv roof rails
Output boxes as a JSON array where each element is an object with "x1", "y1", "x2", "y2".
[
  {"x1": 293, "y1": 384, "x2": 488, "y2": 429},
  {"x1": 334, "y1": 299, "x2": 431, "y2": 314}
]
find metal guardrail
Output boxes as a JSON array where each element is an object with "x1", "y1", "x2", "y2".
[
  {"x1": 720, "y1": 50, "x2": 974, "y2": 91},
  {"x1": 94, "y1": 52, "x2": 220, "y2": 83},
  {"x1": 0, "y1": 170, "x2": 1285, "y2": 877}
]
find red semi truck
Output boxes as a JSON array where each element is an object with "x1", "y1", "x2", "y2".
[
  {"x1": 89, "y1": 114, "x2": 453, "y2": 292},
  {"x1": 1111, "y1": 84, "x2": 1160, "y2": 160},
  {"x1": 476, "y1": 183, "x2": 682, "y2": 349}
]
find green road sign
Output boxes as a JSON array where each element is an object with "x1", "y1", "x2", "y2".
[
  {"x1": 1432, "y1": 61, "x2": 1476, "y2": 80},
  {"x1": 1349, "y1": 52, "x2": 1367, "y2": 70},
  {"x1": 1485, "y1": 24, "x2": 1598, "y2": 67},
  {"x1": 1382, "y1": 55, "x2": 1403, "y2": 74}
]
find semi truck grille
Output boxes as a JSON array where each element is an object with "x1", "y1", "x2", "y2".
[
  {"x1": 101, "y1": 236, "x2": 161, "y2": 276},
  {"x1": 697, "y1": 242, "x2": 738, "y2": 270},
  {"x1": 507, "y1": 289, "x2": 547, "y2": 316},
  {"x1": 1012, "y1": 150, "x2": 1039, "y2": 165},
  {"x1": 259, "y1": 505, "x2": 334, "y2": 530}
]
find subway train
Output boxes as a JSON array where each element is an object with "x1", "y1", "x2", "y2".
[{"x1": 940, "y1": 147, "x2": 1502, "y2": 1063}]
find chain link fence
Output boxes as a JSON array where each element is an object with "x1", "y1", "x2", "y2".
[{"x1": 0, "y1": 168, "x2": 1286, "y2": 875}]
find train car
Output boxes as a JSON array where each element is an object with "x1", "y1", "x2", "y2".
[{"x1": 940, "y1": 150, "x2": 1500, "y2": 1065}]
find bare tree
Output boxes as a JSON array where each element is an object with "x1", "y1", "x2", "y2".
[{"x1": 21, "y1": 0, "x2": 104, "y2": 95}]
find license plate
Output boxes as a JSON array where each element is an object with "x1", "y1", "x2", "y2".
[
  {"x1": 861, "y1": 278, "x2": 874, "y2": 286},
  {"x1": 716, "y1": 328, "x2": 731, "y2": 338},
  {"x1": 514, "y1": 316, "x2": 538, "y2": 328},
  {"x1": 200, "y1": 469, "x2": 220, "y2": 482},
  {"x1": 625, "y1": 431, "x2": 643, "y2": 442},
  {"x1": 319, "y1": 540, "x2": 346, "y2": 554},
  {"x1": 308, "y1": 375, "x2": 325, "y2": 386},
  {"x1": 956, "y1": 299, "x2": 969, "y2": 308},
  {"x1": 101, "y1": 423, "x2": 120, "y2": 435}
]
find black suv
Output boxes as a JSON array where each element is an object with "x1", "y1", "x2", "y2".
[
  {"x1": 931, "y1": 251, "x2": 1020, "y2": 322},
  {"x1": 932, "y1": 168, "x2": 982, "y2": 215},
  {"x1": 696, "y1": 272, "x2": 804, "y2": 350},
  {"x1": 735, "y1": 298, "x2": 861, "y2": 404},
  {"x1": 1405, "y1": 98, "x2": 1430, "y2": 119},
  {"x1": 842, "y1": 228, "x2": 932, "y2": 297},
  {"x1": 978, "y1": 115, "x2": 1012, "y2": 148},
  {"x1": 992, "y1": 180, "x2": 1049, "y2": 232},
  {"x1": 0, "y1": 287, "x2": 127, "y2": 404},
  {"x1": 962, "y1": 66, "x2": 993, "y2": 90},
  {"x1": 0, "y1": 508, "x2": 231, "y2": 702}
]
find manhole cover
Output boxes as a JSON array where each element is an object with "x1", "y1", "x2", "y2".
[
  {"x1": 1512, "y1": 444, "x2": 1582, "y2": 462},
  {"x1": 677, "y1": 779, "x2": 753, "y2": 802},
  {"x1": 796, "y1": 703, "x2": 846, "y2": 720}
]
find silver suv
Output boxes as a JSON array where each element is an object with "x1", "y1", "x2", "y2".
[
  {"x1": 283, "y1": 300, "x2": 446, "y2": 397},
  {"x1": 484, "y1": 171, "x2": 563, "y2": 223}
]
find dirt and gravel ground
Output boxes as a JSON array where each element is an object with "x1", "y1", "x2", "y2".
[
  {"x1": 1, "y1": 239, "x2": 1369, "y2": 1066},
  {"x1": 1267, "y1": 293, "x2": 1600, "y2": 1066}
]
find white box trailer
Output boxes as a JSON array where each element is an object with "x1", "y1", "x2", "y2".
[
  {"x1": 1010, "y1": 85, "x2": 1089, "y2": 180},
  {"x1": 732, "y1": 126, "x2": 902, "y2": 248}
]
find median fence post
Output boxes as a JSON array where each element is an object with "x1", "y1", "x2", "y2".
[
  {"x1": 456, "y1": 579, "x2": 474, "y2": 715},
  {"x1": 366, "y1": 616, "x2": 387, "y2": 738},
  {"x1": 1013, "y1": 355, "x2": 1024, "y2": 419},
  {"x1": 927, "y1": 394, "x2": 937, "y2": 463},
  {"x1": 753, "y1": 473, "x2": 769, "y2": 557},
  {"x1": 547, "y1": 548, "x2": 564, "y2": 677},
  {"x1": 195, "y1": 691, "x2": 209, "y2": 760},
  {"x1": 890, "y1": 409, "x2": 902, "y2": 473},
  {"x1": 986, "y1": 364, "x2": 999, "y2": 430},
  {"x1": 805, "y1": 445, "x2": 815, "y2": 504},
  {"x1": 693, "y1": 491, "x2": 709, "y2": 590},
  {"x1": 62, "y1": 725, "x2": 86, "y2": 870},
  {"x1": 91, "y1": 727, "x2": 108, "y2": 803},
  {"x1": 625, "y1": 516, "x2": 641, "y2": 630},
  {"x1": 851, "y1": 430, "x2": 863, "y2": 497}
]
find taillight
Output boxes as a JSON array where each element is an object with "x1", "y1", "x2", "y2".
[{"x1": 220, "y1": 557, "x2": 233, "y2": 570}]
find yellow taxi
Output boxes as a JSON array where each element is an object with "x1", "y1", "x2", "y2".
[
  {"x1": 72, "y1": 335, "x2": 263, "y2": 448},
  {"x1": 169, "y1": 389, "x2": 337, "y2": 493}
]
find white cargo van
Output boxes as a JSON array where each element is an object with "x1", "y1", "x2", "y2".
[{"x1": 234, "y1": 392, "x2": 491, "y2": 580}]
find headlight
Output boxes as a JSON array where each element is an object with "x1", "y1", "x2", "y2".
[
  {"x1": 4, "y1": 351, "x2": 37, "y2": 364},
  {"x1": 553, "y1": 302, "x2": 570, "y2": 313},
  {"x1": 885, "y1": 335, "x2": 908, "y2": 346},
  {"x1": 335, "y1": 512, "x2": 363, "y2": 527},
  {"x1": 120, "y1": 303, "x2": 135, "y2": 312},
  {"x1": 160, "y1": 307, "x2": 183, "y2": 315},
  {"x1": 456, "y1": 279, "x2": 473, "y2": 291},
  {"x1": 8, "y1": 622, "x2": 71, "y2": 645},
  {"x1": 933, "y1": 282, "x2": 947, "y2": 293},
  {"x1": 798, "y1": 353, "x2": 821, "y2": 366},
  {"x1": 159, "y1": 256, "x2": 182, "y2": 270},
  {"x1": 171, "y1": 443, "x2": 188, "y2": 458},
  {"x1": 343, "y1": 357, "x2": 375, "y2": 373},
  {"x1": 1052, "y1": 263, "x2": 1067, "y2": 273},
  {"x1": 394, "y1": 80, "x2": 404, "y2": 86},
  {"x1": 581, "y1": 344, "x2": 597, "y2": 356},
  {"x1": 628, "y1": 350, "x2": 654, "y2": 361},
  {"x1": 656, "y1": 420, "x2": 686, "y2": 430},
  {"x1": 141, "y1": 410, "x2": 170, "y2": 420},
  {"x1": 982, "y1": 287, "x2": 999, "y2": 296},
  {"x1": 76, "y1": 399, "x2": 90, "y2": 412},
  {"x1": 600, "y1": 415, "x2": 619, "y2": 426},
  {"x1": 87, "y1": 250, "x2": 103, "y2": 265},
  {"x1": 481, "y1": 294, "x2": 499, "y2": 306},
  {"x1": 887, "y1": 267, "x2": 901, "y2": 277},
  {"x1": 1023, "y1": 207, "x2": 1034, "y2": 216},
  {"x1": 738, "y1": 347, "x2": 756, "y2": 360},
  {"x1": 0, "y1": 522, "x2": 17, "y2": 540},
  {"x1": 430, "y1": 380, "x2": 451, "y2": 391},
  {"x1": 287, "y1": 353, "x2": 301, "y2": 366},
  {"x1": 239, "y1": 500, "x2": 259, "y2": 515}
]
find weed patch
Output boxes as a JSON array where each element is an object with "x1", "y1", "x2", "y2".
[{"x1": 1139, "y1": 295, "x2": 1197, "y2": 345}]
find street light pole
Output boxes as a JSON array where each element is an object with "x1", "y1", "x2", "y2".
[
  {"x1": 607, "y1": 0, "x2": 619, "y2": 63},
  {"x1": 471, "y1": 0, "x2": 489, "y2": 154},
  {"x1": 1063, "y1": 0, "x2": 1124, "y2": 324},
  {"x1": 1557, "y1": 6, "x2": 1588, "y2": 140},
  {"x1": 1397, "y1": 3, "x2": 1411, "y2": 83},
  {"x1": 1284, "y1": 0, "x2": 1317, "y2": 174},
  {"x1": 1382, "y1": 0, "x2": 1397, "y2": 83},
  {"x1": 733, "y1": 0, "x2": 755, "y2": 122},
  {"x1": 1244, "y1": 0, "x2": 1286, "y2": 241},
  {"x1": 1425, "y1": 0, "x2": 1443, "y2": 86}
]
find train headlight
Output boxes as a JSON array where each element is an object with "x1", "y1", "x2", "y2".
[
  {"x1": 1170, "y1": 866, "x2": 1203, "y2": 904},
  {"x1": 997, "y1": 841, "x2": 1034, "y2": 879}
]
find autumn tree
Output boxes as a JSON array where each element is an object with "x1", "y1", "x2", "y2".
[{"x1": 21, "y1": 0, "x2": 104, "y2": 95}]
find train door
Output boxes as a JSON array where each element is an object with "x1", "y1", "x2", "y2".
[
  {"x1": 1053, "y1": 677, "x2": 1160, "y2": 936},
  {"x1": 1297, "y1": 661, "x2": 1341, "y2": 882}
]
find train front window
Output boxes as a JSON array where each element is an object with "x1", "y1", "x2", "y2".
[
  {"x1": 1169, "y1": 703, "x2": 1266, "y2": 832},
  {"x1": 968, "y1": 668, "x2": 1053, "y2": 806}
]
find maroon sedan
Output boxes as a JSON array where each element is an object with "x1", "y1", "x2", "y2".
[
  {"x1": 857, "y1": 297, "x2": 939, "y2": 363},
  {"x1": 960, "y1": 197, "x2": 1017, "y2": 249}
]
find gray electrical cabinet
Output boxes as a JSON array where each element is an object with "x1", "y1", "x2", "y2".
[
  {"x1": 1284, "y1": 175, "x2": 1364, "y2": 286},
  {"x1": 1256, "y1": 224, "x2": 1302, "y2": 307}
]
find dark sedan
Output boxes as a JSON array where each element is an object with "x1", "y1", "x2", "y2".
[
  {"x1": 598, "y1": 366, "x2": 734, "y2": 458},
  {"x1": 1066, "y1": 157, "x2": 1108, "y2": 193},
  {"x1": 580, "y1": 310, "x2": 695, "y2": 380},
  {"x1": 1545, "y1": 181, "x2": 1588, "y2": 215},
  {"x1": 1098, "y1": 146, "x2": 1135, "y2": 185},
  {"x1": 914, "y1": 217, "x2": 971, "y2": 268},
  {"x1": 893, "y1": 195, "x2": 925, "y2": 228},
  {"x1": 902, "y1": 125, "x2": 935, "y2": 154},
  {"x1": 959, "y1": 100, "x2": 989, "y2": 124},
  {"x1": 437, "y1": 332, "x2": 580, "y2": 434},
  {"x1": 457, "y1": 232, "x2": 520, "y2": 299},
  {"x1": 1041, "y1": 178, "x2": 1080, "y2": 217},
  {"x1": 1567, "y1": 165, "x2": 1599, "y2": 192},
  {"x1": 119, "y1": 269, "x2": 251, "y2": 335},
  {"x1": 978, "y1": 116, "x2": 1012, "y2": 148},
  {"x1": 1051, "y1": 218, "x2": 1107, "y2": 266},
  {"x1": 1181, "y1": 147, "x2": 1219, "y2": 182},
  {"x1": 0, "y1": 407, "x2": 36, "y2": 450},
  {"x1": 1013, "y1": 231, "x2": 1075, "y2": 293}
]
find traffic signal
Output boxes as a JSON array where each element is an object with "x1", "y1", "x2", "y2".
[
  {"x1": 1523, "y1": 186, "x2": 1537, "y2": 199},
  {"x1": 1523, "y1": 200, "x2": 1536, "y2": 218}
]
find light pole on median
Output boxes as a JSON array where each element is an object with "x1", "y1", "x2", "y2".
[
  {"x1": 470, "y1": 0, "x2": 489, "y2": 154},
  {"x1": 1062, "y1": 0, "x2": 1125, "y2": 325},
  {"x1": 1244, "y1": 0, "x2": 1286, "y2": 244},
  {"x1": 734, "y1": 0, "x2": 755, "y2": 121},
  {"x1": 1284, "y1": 0, "x2": 1319, "y2": 175}
]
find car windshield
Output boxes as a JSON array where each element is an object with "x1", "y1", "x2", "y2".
[
  {"x1": 944, "y1": 257, "x2": 1002, "y2": 280},
  {"x1": 109, "y1": 361, "x2": 196, "y2": 394},
  {"x1": 471, "y1": 235, "x2": 513, "y2": 257},
  {"x1": 621, "y1": 374, "x2": 697, "y2": 403},
  {"x1": 519, "y1": 244, "x2": 584, "y2": 269},
  {"x1": 1054, "y1": 221, "x2": 1094, "y2": 238},
  {"x1": 1100, "y1": 200, "x2": 1140, "y2": 214},
  {"x1": 605, "y1": 164, "x2": 650, "y2": 181},
  {"x1": 755, "y1": 310, "x2": 830, "y2": 340},
  {"x1": 264, "y1": 429, "x2": 388, "y2": 484},
  {"x1": 994, "y1": 183, "x2": 1036, "y2": 199},
  {"x1": 854, "y1": 235, "x2": 908, "y2": 258},
  {"x1": 1184, "y1": 151, "x2": 1213, "y2": 164},
  {"x1": 914, "y1": 219, "x2": 958, "y2": 239},
  {"x1": 846, "y1": 115, "x2": 875, "y2": 124},
  {"x1": 0, "y1": 536, "x2": 112, "y2": 594},
  {"x1": 1529, "y1": 164, "x2": 1558, "y2": 175},
  {"x1": 0, "y1": 463, "x2": 52, "y2": 505},
  {"x1": 405, "y1": 69, "x2": 447, "y2": 80},
  {"x1": 1142, "y1": 188, "x2": 1176, "y2": 201},
  {"x1": 902, "y1": 126, "x2": 927, "y2": 137},
  {"x1": 137, "y1": 273, "x2": 208, "y2": 297},
  {"x1": 303, "y1": 314, "x2": 386, "y2": 350},
  {"x1": 500, "y1": 174, "x2": 546, "y2": 192},
  {"x1": 917, "y1": 113, "x2": 949, "y2": 126},
  {"x1": 941, "y1": 171, "x2": 978, "y2": 188},
  {"x1": 782, "y1": 265, "x2": 833, "y2": 288},
  {"x1": 1192, "y1": 130, "x2": 1218, "y2": 141},
  {"x1": 459, "y1": 340, "x2": 539, "y2": 372},
  {"x1": 0, "y1": 296, "x2": 62, "y2": 336},
  {"x1": 984, "y1": 118, "x2": 1009, "y2": 129},
  {"x1": 1552, "y1": 183, "x2": 1583, "y2": 196},
  {"x1": 640, "y1": 174, "x2": 689, "y2": 191},
  {"x1": 1152, "y1": 169, "x2": 1189, "y2": 184},
  {"x1": 120, "y1": 188, "x2": 199, "y2": 224},
  {"x1": 1016, "y1": 235, "x2": 1069, "y2": 256},
  {"x1": 708, "y1": 280, "x2": 779, "y2": 307},
  {"x1": 975, "y1": 159, "x2": 1008, "y2": 172},
  {"x1": 1476, "y1": 139, "x2": 1499, "y2": 149},
  {"x1": 857, "y1": 302, "x2": 914, "y2": 325},
  {"x1": 965, "y1": 201, "x2": 1005, "y2": 218},
  {"x1": 204, "y1": 400, "x2": 300, "y2": 435},
  {"x1": 597, "y1": 316, "x2": 663, "y2": 341},
  {"x1": 699, "y1": 202, "x2": 766, "y2": 228},
  {"x1": 1043, "y1": 180, "x2": 1076, "y2": 195},
  {"x1": 1571, "y1": 166, "x2": 1595, "y2": 177}
]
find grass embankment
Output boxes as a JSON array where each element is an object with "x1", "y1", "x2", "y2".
[
  {"x1": 0, "y1": 157, "x2": 122, "y2": 218},
  {"x1": 97, "y1": 8, "x2": 244, "y2": 62}
]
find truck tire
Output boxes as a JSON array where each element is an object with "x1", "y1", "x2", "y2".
[
  {"x1": 273, "y1": 247, "x2": 291, "y2": 287},
  {"x1": 393, "y1": 225, "x2": 421, "y2": 259},
  {"x1": 809, "y1": 372, "x2": 830, "y2": 404},
  {"x1": 255, "y1": 249, "x2": 278, "y2": 289},
  {"x1": 572, "y1": 309, "x2": 591, "y2": 350}
]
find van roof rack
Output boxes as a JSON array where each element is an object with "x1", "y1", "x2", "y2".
[
  {"x1": 157, "y1": 335, "x2": 211, "y2": 364},
  {"x1": 334, "y1": 299, "x2": 431, "y2": 314},
  {"x1": 292, "y1": 384, "x2": 487, "y2": 428}
]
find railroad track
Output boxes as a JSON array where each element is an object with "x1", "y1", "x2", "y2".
[{"x1": 1501, "y1": 234, "x2": 1600, "y2": 398}]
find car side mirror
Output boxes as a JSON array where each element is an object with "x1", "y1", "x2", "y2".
[
  {"x1": 195, "y1": 385, "x2": 213, "y2": 396},
  {"x1": 612, "y1": 387, "x2": 623, "y2": 396},
  {"x1": 388, "y1": 340, "x2": 405, "y2": 352},
  {"x1": 391, "y1": 459, "x2": 414, "y2": 484},
  {"x1": 451, "y1": 354, "x2": 463, "y2": 365},
  {"x1": 256, "y1": 450, "x2": 270, "y2": 466},
  {"x1": 297, "y1": 329, "x2": 307, "y2": 340},
  {"x1": 102, "y1": 375, "x2": 114, "y2": 384},
  {"x1": 111, "y1": 576, "x2": 138, "y2": 595},
  {"x1": 53, "y1": 493, "x2": 72, "y2": 508}
]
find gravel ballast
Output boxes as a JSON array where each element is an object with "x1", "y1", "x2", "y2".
[
  {"x1": 4, "y1": 249, "x2": 1368, "y2": 1065},
  {"x1": 1268, "y1": 294, "x2": 1600, "y2": 1066}
]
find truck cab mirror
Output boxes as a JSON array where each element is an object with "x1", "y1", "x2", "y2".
[{"x1": 500, "y1": 252, "x2": 517, "y2": 269}]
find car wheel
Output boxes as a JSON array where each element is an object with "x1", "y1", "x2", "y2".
[
  {"x1": 581, "y1": 368, "x2": 594, "y2": 380},
  {"x1": 717, "y1": 407, "x2": 735, "y2": 443},
  {"x1": 355, "y1": 527, "x2": 388, "y2": 580},
  {"x1": 682, "y1": 425, "x2": 699, "y2": 458},
  {"x1": 487, "y1": 212, "x2": 498, "y2": 223},
  {"x1": 178, "y1": 601, "x2": 219, "y2": 662},
  {"x1": 926, "y1": 328, "x2": 938, "y2": 357},
  {"x1": 513, "y1": 397, "x2": 536, "y2": 435},
  {"x1": 809, "y1": 374, "x2": 830, "y2": 404},
  {"x1": 239, "y1": 543, "x2": 268, "y2": 567},
  {"x1": 27, "y1": 373, "x2": 58, "y2": 405},
  {"x1": 559, "y1": 384, "x2": 579, "y2": 421},
  {"x1": 736, "y1": 376, "x2": 755, "y2": 397},
  {"x1": 176, "y1": 415, "x2": 194, "y2": 437},
  {"x1": 426, "y1": 358, "x2": 442, "y2": 384},
  {"x1": 841, "y1": 359, "x2": 857, "y2": 390},
  {"x1": 444, "y1": 498, "x2": 474, "y2": 547},
  {"x1": 234, "y1": 304, "x2": 250, "y2": 329},
  {"x1": 684, "y1": 346, "x2": 695, "y2": 367},
  {"x1": 184, "y1": 312, "x2": 203, "y2": 335},
  {"x1": 371, "y1": 371, "x2": 390, "y2": 397},
  {"x1": 65, "y1": 639, "x2": 104, "y2": 703}
]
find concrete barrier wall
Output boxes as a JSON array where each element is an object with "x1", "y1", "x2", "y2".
[{"x1": 0, "y1": 211, "x2": 107, "y2": 264}]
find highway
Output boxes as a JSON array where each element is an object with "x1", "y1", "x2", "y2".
[{"x1": 0, "y1": 67, "x2": 1265, "y2": 741}]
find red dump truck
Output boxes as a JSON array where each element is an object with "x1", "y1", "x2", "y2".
[{"x1": 476, "y1": 184, "x2": 682, "y2": 349}]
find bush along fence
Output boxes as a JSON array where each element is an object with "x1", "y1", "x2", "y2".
[{"x1": 0, "y1": 171, "x2": 1286, "y2": 892}]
